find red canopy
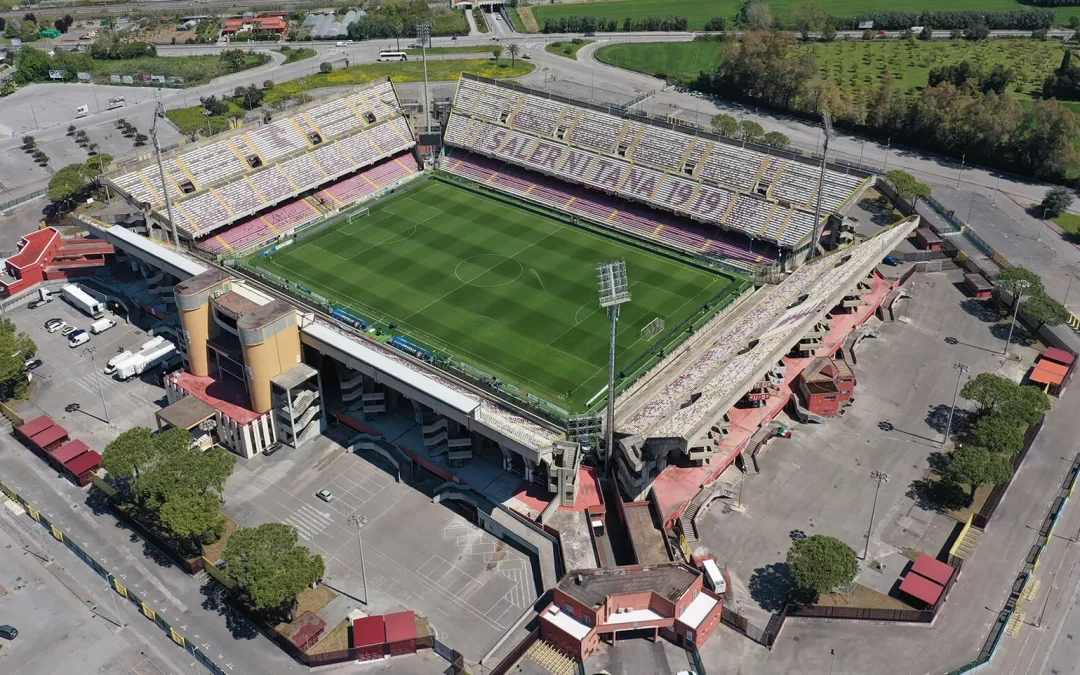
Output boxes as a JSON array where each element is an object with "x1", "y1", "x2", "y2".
[
  {"x1": 1043, "y1": 347, "x2": 1076, "y2": 366},
  {"x1": 353, "y1": 615, "x2": 385, "y2": 648},
  {"x1": 63, "y1": 450, "x2": 102, "y2": 477},
  {"x1": 30, "y1": 424, "x2": 68, "y2": 450},
  {"x1": 910, "y1": 554, "x2": 954, "y2": 587},
  {"x1": 49, "y1": 439, "x2": 89, "y2": 465},
  {"x1": 17, "y1": 415, "x2": 54, "y2": 438},
  {"x1": 899, "y1": 573, "x2": 944, "y2": 606},
  {"x1": 384, "y1": 611, "x2": 416, "y2": 642}
]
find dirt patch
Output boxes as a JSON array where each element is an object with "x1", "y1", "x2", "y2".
[
  {"x1": 307, "y1": 619, "x2": 350, "y2": 655},
  {"x1": 814, "y1": 583, "x2": 914, "y2": 611},
  {"x1": 274, "y1": 585, "x2": 338, "y2": 632},
  {"x1": 517, "y1": 6, "x2": 540, "y2": 33}
]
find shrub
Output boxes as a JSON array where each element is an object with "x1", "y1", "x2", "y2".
[{"x1": 319, "y1": 61, "x2": 332, "y2": 73}]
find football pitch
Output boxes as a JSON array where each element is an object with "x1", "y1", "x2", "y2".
[{"x1": 255, "y1": 179, "x2": 743, "y2": 412}]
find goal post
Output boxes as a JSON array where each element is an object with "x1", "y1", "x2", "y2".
[{"x1": 641, "y1": 317, "x2": 665, "y2": 341}]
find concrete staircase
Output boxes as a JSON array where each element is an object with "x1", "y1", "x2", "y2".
[{"x1": 952, "y1": 526, "x2": 982, "y2": 561}]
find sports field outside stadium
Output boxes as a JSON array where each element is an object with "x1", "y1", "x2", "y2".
[{"x1": 252, "y1": 178, "x2": 743, "y2": 413}]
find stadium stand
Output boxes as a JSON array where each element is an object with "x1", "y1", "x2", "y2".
[
  {"x1": 107, "y1": 80, "x2": 416, "y2": 241},
  {"x1": 445, "y1": 76, "x2": 868, "y2": 255},
  {"x1": 443, "y1": 150, "x2": 774, "y2": 268},
  {"x1": 198, "y1": 154, "x2": 418, "y2": 256}
]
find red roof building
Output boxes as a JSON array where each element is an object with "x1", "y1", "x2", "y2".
[
  {"x1": 795, "y1": 356, "x2": 856, "y2": 417},
  {"x1": 49, "y1": 439, "x2": 89, "y2": 466},
  {"x1": 898, "y1": 571, "x2": 945, "y2": 607},
  {"x1": 0, "y1": 228, "x2": 114, "y2": 297},
  {"x1": 29, "y1": 423, "x2": 69, "y2": 454},
  {"x1": 1043, "y1": 347, "x2": 1076, "y2": 367},
  {"x1": 63, "y1": 450, "x2": 102, "y2": 486},
  {"x1": 283, "y1": 611, "x2": 325, "y2": 652},
  {"x1": 384, "y1": 611, "x2": 417, "y2": 656},
  {"x1": 222, "y1": 17, "x2": 286, "y2": 34},
  {"x1": 16, "y1": 415, "x2": 54, "y2": 441},
  {"x1": 910, "y1": 554, "x2": 955, "y2": 586},
  {"x1": 352, "y1": 615, "x2": 386, "y2": 662}
]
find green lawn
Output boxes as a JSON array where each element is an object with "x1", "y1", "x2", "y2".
[
  {"x1": 253, "y1": 180, "x2": 739, "y2": 411},
  {"x1": 545, "y1": 39, "x2": 595, "y2": 60},
  {"x1": 1054, "y1": 212, "x2": 1080, "y2": 234},
  {"x1": 277, "y1": 46, "x2": 317, "y2": 64},
  {"x1": 530, "y1": 0, "x2": 1080, "y2": 31},
  {"x1": 84, "y1": 53, "x2": 267, "y2": 86},
  {"x1": 403, "y1": 45, "x2": 496, "y2": 55},
  {"x1": 596, "y1": 39, "x2": 1067, "y2": 101}
]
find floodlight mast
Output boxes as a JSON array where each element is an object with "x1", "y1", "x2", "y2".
[
  {"x1": 808, "y1": 109, "x2": 833, "y2": 259},
  {"x1": 415, "y1": 22, "x2": 431, "y2": 154},
  {"x1": 151, "y1": 101, "x2": 179, "y2": 246},
  {"x1": 597, "y1": 260, "x2": 630, "y2": 477}
]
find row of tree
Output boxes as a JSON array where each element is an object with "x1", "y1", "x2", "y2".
[
  {"x1": 0, "y1": 319, "x2": 36, "y2": 401},
  {"x1": 928, "y1": 61, "x2": 1015, "y2": 96},
  {"x1": 89, "y1": 32, "x2": 157, "y2": 60},
  {"x1": 709, "y1": 113, "x2": 790, "y2": 147},
  {"x1": 692, "y1": 31, "x2": 1080, "y2": 181},
  {"x1": 844, "y1": 9, "x2": 1055, "y2": 31}
]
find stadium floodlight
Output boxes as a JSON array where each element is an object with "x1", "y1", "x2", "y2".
[
  {"x1": 415, "y1": 22, "x2": 432, "y2": 145},
  {"x1": 151, "y1": 100, "x2": 179, "y2": 246},
  {"x1": 808, "y1": 108, "x2": 833, "y2": 260},
  {"x1": 597, "y1": 260, "x2": 630, "y2": 476}
]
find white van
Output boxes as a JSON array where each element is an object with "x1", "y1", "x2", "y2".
[
  {"x1": 68, "y1": 330, "x2": 90, "y2": 348},
  {"x1": 75, "y1": 105, "x2": 89, "y2": 118},
  {"x1": 90, "y1": 318, "x2": 116, "y2": 334}
]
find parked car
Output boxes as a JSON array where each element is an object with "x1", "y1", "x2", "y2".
[
  {"x1": 28, "y1": 299, "x2": 48, "y2": 309},
  {"x1": 316, "y1": 489, "x2": 334, "y2": 502},
  {"x1": 584, "y1": 31, "x2": 596, "y2": 36},
  {"x1": 882, "y1": 255, "x2": 901, "y2": 266},
  {"x1": 522, "y1": 53, "x2": 531, "y2": 59},
  {"x1": 45, "y1": 318, "x2": 65, "y2": 332},
  {"x1": 60, "y1": 325, "x2": 78, "y2": 337},
  {"x1": 68, "y1": 330, "x2": 90, "y2": 348},
  {"x1": 264, "y1": 442, "x2": 281, "y2": 456},
  {"x1": 24, "y1": 358, "x2": 42, "y2": 371},
  {"x1": 0, "y1": 625, "x2": 17, "y2": 640}
]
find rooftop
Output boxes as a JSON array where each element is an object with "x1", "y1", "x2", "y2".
[
  {"x1": 352, "y1": 615, "x2": 385, "y2": 648},
  {"x1": 802, "y1": 356, "x2": 853, "y2": 384},
  {"x1": 214, "y1": 291, "x2": 261, "y2": 318},
  {"x1": 558, "y1": 564, "x2": 699, "y2": 609},
  {"x1": 175, "y1": 268, "x2": 230, "y2": 296},
  {"x1": 623, "y1": 502, "x2": 670, "y2": 566},
  {"x1": 899, "y1": 571, "x2": 945, "y2": 607},
  {"x1": 677, "y1": 589, "x2": 719, "y2": 629},
  {"x1": 49, "y1": 439, "x2": 89, "y2": 465},
  {"x1": 910, "y1": 554, "x2": 955, "y2": 587},
  {"x1": 17, "y1": 414, "x2": 54, "y2": 439},
  {"x1": 169, "y1": 372, "x2": 260, "y2": 424},
  {"x1": 7, "y1": 228, "x2": 59, "y2": 271},
  {"x1": 236, "y1": 298, "x2": 294, "y2": 332},
  {"x1": 542, "y1": 606, "x2": 591, "y2": 640},
  {"x1": 64, "y1": 449, "x2": 102, "y2": 476},
  {"x1": 156, "y1": 394, "x2": 217, "y2": 430},
  {"x1": 271, "y1": 362, "x2": 319, "y2": 391},
  {"x1": 1043, "y1": 346, "x2": 1076, "y2": 366}
]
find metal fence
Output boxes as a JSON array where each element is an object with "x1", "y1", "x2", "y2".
[{"x1": 0, "y1": 476, "x2": 227, "y2": 675}]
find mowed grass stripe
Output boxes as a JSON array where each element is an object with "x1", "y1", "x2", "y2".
[{"x1": 258, "y1": 180, "x2": 738, "y2": 410}]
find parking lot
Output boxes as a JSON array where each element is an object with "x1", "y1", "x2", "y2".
[
  {"x1": 223, "y1": 434, "x2": 540, "y2": 661},
  {"x1": 10, "y1": 292, "x2": 169, "y2": 451},
  {"x1": 696, "y1": 268, "x2": 1043, "y2": 628}
]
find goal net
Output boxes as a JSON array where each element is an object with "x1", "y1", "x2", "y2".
[{"x1": 641, "y1": 317, "x2": 665, "y2": 341}]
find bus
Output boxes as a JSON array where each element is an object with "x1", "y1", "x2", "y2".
[{"x1": 377, "y1": 51, "x2": 408, "y2": 62}]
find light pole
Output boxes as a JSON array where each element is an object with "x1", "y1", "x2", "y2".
[
  {"x1": 883, "y1": 136, "x2": 891, "y2": 171},
  {"x1": 956, "y1": 153, "x2": 965, "y2": 189},
  {"x1": 857, "y1": 140, "x2": 865, "y2": 169},
  {"x1": 416, "y1": 22, "x2": 431, "y2": 151},
  {"x1": 348, "y1": 513, "x2": 369, "y2": 605},
  {"x1": 808, "y1": 110, "x2": 833, "y2": 257},
  {"x1": 862, "y1": 470, "x2": 889, "y2": 561},
  {"x1": 151, "y1": 101, "x2": 179, "y2": 246},
  {"x1": 1066, "y1": 266, "x2": 1076, "y2": 310},
  {"x1": 83, "y1": 346, "x2": 111, "y2": 425},
  {"x1": 107, "y1": 579, "x2": 124, "y2": 629},
  {"x1": 1003, "y1": 280, "x2": 1031, "y2": 357},
  {"x1": 597, "y1": 261, "x2": 631, "y2": 477},
  {"x1": 942, "y1": 363, "x2": 968, "y2": 449}
]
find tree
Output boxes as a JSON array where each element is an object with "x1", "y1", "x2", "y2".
[
  {"x1": 739, "y1": 0, "x2": 773, "y2": 29},
  {"x1": 1021, "y1": 292, "x2": 1070, "y2": 328},
  {"x1": 821, "y1": 19, "x2": 837, "y2": 42},
  {"x1": 23, "y1": 12, "x2": 35, "y2": 23},
  {"x1": 67, "y1": 124, "x2": 76, "y2": 135},
  {"x1": 234, "y1": 84, "x2": 264, "y2": 110},
  {"x1": 885, "y1": 170, "x2": 931, "y2": 207},
  {"x1": 22, "y1": 135, "x2": 35, "y2": 150},
  {"x1": 711, "y1": 113, "x2": 739, "y2": 137},
  {"x1": 507, "y1": 43, "x2": 520, "y2": 67},
  {"x1": 200, "y1": 95, "x2": 228, "y2": 116},
  {"x1": 134, "y1": 133, "x2": 148, "y2": 146},
  {"x1": 961, "y1": 372, "x2": 1017, "y2": 414},
  {"x1": 263, "y1": 79, "x2": 274, "y2": 90},
  {"x1": 220, "y1": 49, "x2": 248, "y2": 73},
  {"x1": 55, "y1": 19, "x2": 68, "y2": 33},
  {"x1": 47, "y1": 163, "x2": 95, "y2": 206},
  {"x1": 793, "y1": 0, "x2": 825, "y2": 41},
  {"x1": 739, "y1": 120, "x2": 764, "y2": 143},
  {"x1": 705, "y1": 17, "x2": 727, "y2": 32},
  {"x1": 492, "y1": 46, "x2": 503, "y2": 63},
  {"x1": 786, "y1": 535, "x2": 858, "y2": 597},
  {"x1": 762, "y1": 131, "x2": 789, "y2": 148},
  {"x1": 969, "y1": 414, "x2": 1024, "y2": 455},
  {"x1": 998, "y1": 384, "x2": 1051, "y2": 426},
  {"x1": 223, "y1": 523, "x2": 325, "y2": 614},
  {"x1": 996, "y1": 265, "x2": 1044, "y2": 301},
  {"x1": 945, "y1": 445, "x2": 1013, "y2": 498},
  {"x1": 158, "y1": 493, "x2": 225, "y2": 550},
  {"x1": 102, "y1": 427, "x2": 157, "y2": 483},
  {"x1": 965, "y1": 22, "x2": 991, "y2": 41},
  {"x1": 0, "y1": 18, "x2": 6, "y2": 32},
  {"x1": 0, "y1": 318, "x2": 36, "y2": 401},
  {"x1": 1040, "y1": 185, "x2": 1074, "y2": 218}
]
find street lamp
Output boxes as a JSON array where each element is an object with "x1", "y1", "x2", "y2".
[
  {"x1": 956, "y1": 153, "x2": 965, "y2": 189},
  {"x1": 1002, "y1": 280, "x2": 1031, "y2": 357},
  {"x1": 942, "y1": 363, "x2": 969, "y2": 449},
  {"x1": 82, "y1": 346, "x2": 111, "y2": 425},
  {"x1": 862, "y1": 470, "x2": 889, "y2": 561},
  {"x1": 348, "y1": 513, "x2": 369, "y2": 605}
]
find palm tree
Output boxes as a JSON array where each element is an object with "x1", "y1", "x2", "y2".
[{"x1": 507, "y1": 43, "x2": 520, "y2": 67}]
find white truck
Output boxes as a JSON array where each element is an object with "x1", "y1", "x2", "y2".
[
  {"x1": 114, "y1": 342, "x2": 176, "y2": 381},
  {"x1": 105, "y1": 336, "x2": 165, "y2": 375},
  {"x1": 90, "y1": 318, "x2": 116, "y2": 334},
  {"x1": 61, "y1": 284, "x2": 105, "y2": 319}
]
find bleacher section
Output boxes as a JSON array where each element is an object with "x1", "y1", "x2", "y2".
[
  {"x1": 443, "y1": 150, "x2": 773, "y2": 269},
  {"x1": 446, "y1": 76, "x2": 867, "y2": 252},
  {"x1": 197, "y1": 154, "x2": 418, "y2": 256},
  {"x1": 107, "y1": 80, "x2": 415, "y2": 240}
]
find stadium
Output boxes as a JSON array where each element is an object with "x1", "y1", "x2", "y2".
[{"x1": 98, "y1": 75, "x2": 902, "y2": 543}]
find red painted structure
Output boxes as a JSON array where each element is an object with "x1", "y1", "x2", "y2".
[
  {"x1": 384, "y1": 611, "x2": 417, "y2": 656},
  {"x1": 48, "y1": 439, "x2": 89, "y2": 469},
  {"x1": 0, "y1": 228, "x2": 114, "y2": 297},
  {"x1": 63, "y1": 450, "x2": 102, "y2": 486},
  {"x1": 29, "y1": 423, "x2": 69, "y2": 455},
  {"x1": 898, "y1": 554, "x2": 955, "y2": 609},
  {"x1": 15, "y1": 415, "x2": 54, "y2": 443},
  {"x1": 352, "y1": 615, "x2": 386, "y2": 662},
  {"x1": 795, "y1": 356, "x2": 856, "y2": 417},
  {"x1": 914, "y1": 228, "x2": 942, "y2": 251},
  {"x1": 284, "y1": 611, "x2": 325, "y2": 652},
  {"x1": 222, "y1": 16, "x2": 287, "y2": 34}
]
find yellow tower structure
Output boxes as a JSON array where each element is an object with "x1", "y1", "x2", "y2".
[
  {"x1": 174, "y1": 269, "x2": 231, "y2": 378},
  {"x1": 238, "y1": 299, "x2": 301, "y2": 414}
]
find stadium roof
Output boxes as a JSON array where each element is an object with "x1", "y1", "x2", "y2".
[
  {"x1": 619, "y1": 218, "x2": 919, "y2": 444},
  {"x1": 97, "y1": 222, "x2": 207, "y2": 279}
]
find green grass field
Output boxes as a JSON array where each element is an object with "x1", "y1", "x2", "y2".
[
  {"x1": 254, "y1": 180, "x2": 740, "y2": 412},
  {"x1": 596, "y1": 39, "x2": 1068, "y2": 102},
  {"x1": 546, "y1": 39, "x2": 595, "y2": 60},
  {"x1": 530, "y1": 0, "x2": 1080, "y2": 31}
]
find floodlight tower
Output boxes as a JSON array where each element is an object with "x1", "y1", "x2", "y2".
[
  {"x1": 151, "y1": 100, "x2": 179, "y2": 246},
  {"x1": 415, "y1": 22, "x2": 432, "y2": 147},
  {"x1": 808, "y1": 109, "x2": 833, "y2": 258},
  {"x1": 597, "y1": 261, "x2": 630, "y2": 476}
]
